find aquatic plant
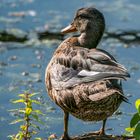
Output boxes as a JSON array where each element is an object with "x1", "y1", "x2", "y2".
[
  {"x1": 8, "y1": 91, "x2": 43, "y2": 140},
  {"x1": 125, "y1": 99, "x2": 140, "y2": 140}
]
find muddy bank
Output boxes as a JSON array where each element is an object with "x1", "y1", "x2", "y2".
[{"x1": 0, "y1": 29, "x2": 140, "y2": 45}]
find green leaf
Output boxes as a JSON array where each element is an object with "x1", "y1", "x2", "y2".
[
  {"x1": 12, "y1": 99, "x2": 25, "y2": 104},
  {"x1": 31, "y1": 100, "x2": 41, "y2": 105},
  {"x1": 8, "y1": 109, "x2": 19, "y2": 112},
  {"x1": 10, "y1": 119, "x2": 24, "y2": 124},
  {"x1": 138, "y1": 106, "x2": 140, "y2": 114},
  {"x1": 125, "y1": 127, "x2": 135, "y2": 132},
  {"x1": 31, "y1": 114, "x2": 43, "y2": 124},
  {"x1": 29, "y1": 92, "x2": 40, "y2": 97},
  {"x1": 18, "y1": 94, "x2": 26, "y2": 98},
  {"x1": 31, "y1": 124, "x2": 40, "y2": 130},
  {"x1": 8, "y1": 109, "x2": 25, "y2": 114},
  {"x1": 19, "y1": 109, "x2": 25, "y2": 113},
  {"x1": 130, "y1": 113, "x2": 140, "y2": 128},
  {"x1": 134, "y1": 123, "x2": 140, "y2": 140},
  {"x1": 33, "y1": 110, "x2": 44, "y2": 115},
  {"x1": 30, "y1": 130, "x2": 37, "y2": 135},
  {"x1": 35, "y1": 138, "x2": 42, "y2": 140},
  {"x1": 135, "y1": 99, "x2": 140, "y2": 110},
  {"x1": 20, "y1": 125, "x2": 26, "y2": 131},
  {"x1": 123, "y1": 132, "x2": 133, "y2": 137},
  {"x1": 31, "y1": 114, "x2": 39, "y2": 121},
  {"x1": 7, "y1": 135, "x2": 15, "y2": 139},
  {"x1": 17, "y1": 131, "x2": 24, "y2": 140},
  {"x1": 38, "y1": 119, "x2": 44, "y2": 125},
  {"x1": 27, "y1": 101, "x2": 32, "y2": 108},
  {"x1": 15, "y1": 133, "x2": 20, "y2": 139}
]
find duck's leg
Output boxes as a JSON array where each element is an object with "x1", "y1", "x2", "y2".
[
  {"x1": 94, "y1": 119, "x2": 107, "y2": 135},
  {"x1": 61, "y1": 111, "x2": 70, "y2": 140},
  {"x1": 99, "y1": 119, "x2": 107, "y2": 135}
]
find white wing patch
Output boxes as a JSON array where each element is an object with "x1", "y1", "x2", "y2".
[{"x1": 78, "y1": 70, "x2": 100, "y2": 77}]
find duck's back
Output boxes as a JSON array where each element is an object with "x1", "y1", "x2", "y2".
[{"x1": 45, "y1": 37, "x2": 129, "y2": 121}]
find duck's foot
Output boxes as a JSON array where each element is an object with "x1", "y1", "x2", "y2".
[
  {"x1": 60, "y1": 134, "x2": 71, "y2": 140},
  {"x1": 92, "y1": 129, "x2": 106, "y2": 136}
]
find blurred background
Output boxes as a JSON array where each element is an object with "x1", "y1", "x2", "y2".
[{"x1": 0, "y1": 0, "x2": 140, "y2": 139}]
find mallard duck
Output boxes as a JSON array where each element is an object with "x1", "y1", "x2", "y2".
[{"x1": 45, "y1": 7, "x2": 130, "y2": 140}]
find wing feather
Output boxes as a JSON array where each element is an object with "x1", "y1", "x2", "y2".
[{"x1": 50, "y1": 48, "x2": 130, "y2": 90}]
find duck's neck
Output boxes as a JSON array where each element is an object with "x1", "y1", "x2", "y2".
[{"x1": 78, "y1": 29, "x2": 104, "y2": 49}]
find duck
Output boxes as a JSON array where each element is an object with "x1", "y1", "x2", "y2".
[{"x1": 45, "y1": 7, "x2": 130, "y2": 140}]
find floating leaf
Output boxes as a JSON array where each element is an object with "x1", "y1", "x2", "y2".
[
  {"x1": 133, "y1": 123, "x2": 140, "y2": 140},
  {"x1": 10, "y1": 119, "x2": 24, "y2": 124},
  {"x1": 130, "y1": 113, "x2": 140, "y2": 128}
]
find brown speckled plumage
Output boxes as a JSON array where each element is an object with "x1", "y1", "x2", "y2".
[{"x1": 45, "y1": 7, "x2": 130, "y2": 139}]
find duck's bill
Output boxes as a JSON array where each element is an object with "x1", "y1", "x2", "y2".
[{"x1": 61, "y1": 24, "x2": 77, "y2": 34}]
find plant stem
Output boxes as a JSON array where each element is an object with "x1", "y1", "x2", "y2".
[
  {"x1": 24, "y1": 93, "x2": 30, "y2": 140},
  {"x1": 24, "y1": 117, "x2": 30, "y2": 140}
]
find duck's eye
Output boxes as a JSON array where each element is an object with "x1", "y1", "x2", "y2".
[
  {"x1": 77, "y1": 14, "x2": 91, "y2": 19},
  {"x1": 78, "y1": 15, "x2": 86, "y2": 19}
]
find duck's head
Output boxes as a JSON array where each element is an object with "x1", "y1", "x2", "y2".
[{"x1": 61, "y1": 7, "x2": 105, "y2": 48}]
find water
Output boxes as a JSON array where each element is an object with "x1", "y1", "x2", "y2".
[{"x1": 0, "y1": 0, "x2": 140, "y2": 139}]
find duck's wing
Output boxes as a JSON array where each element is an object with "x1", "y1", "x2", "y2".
[{"x1": 50, "y1": 48, "x2": 130, "y2": 90}]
